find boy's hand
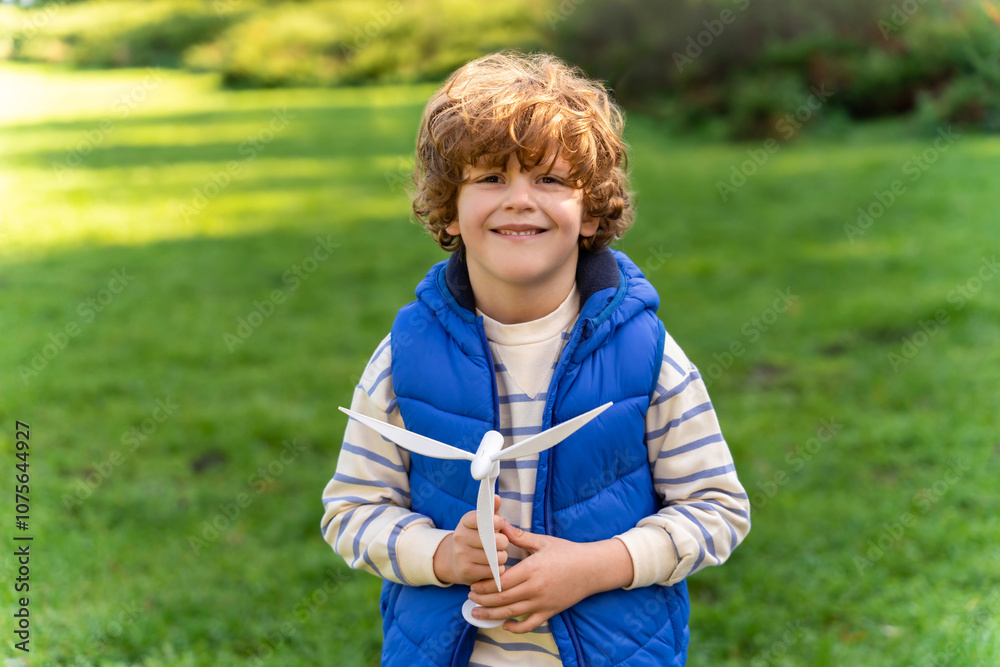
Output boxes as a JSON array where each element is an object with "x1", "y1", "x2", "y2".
[
  {"x1": 465, "y1": 523, "x2": 634, "y2": 633},
  {"x1": 433, "y1": 495, "x2": 510, "y2": 586}
]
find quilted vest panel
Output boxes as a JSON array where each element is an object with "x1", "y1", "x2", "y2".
[{"x1": 381, "y1": 250, "x2": 689, "y2": 667}]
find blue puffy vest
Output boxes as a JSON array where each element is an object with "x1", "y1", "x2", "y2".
[{"x1": 383, "y1": 248, "x2": 690, "y2": 667}]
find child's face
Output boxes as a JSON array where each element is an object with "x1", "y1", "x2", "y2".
[{"x1": 446, "y1": 152, "x2": 599, "y2": 300}]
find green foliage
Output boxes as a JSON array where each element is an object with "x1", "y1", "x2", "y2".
[
  {"x1": 726, "y1": 70, "x2": 813, "y2": 139},
  {"x1": 916, "y1": 74, "x2": 1000, "y2": 132},
  {"x1": 1, "y1": 0, "x2": 237, "y2": 68},
  {"x1": 2, "y1": 63, "x2": 1000, "y2": 665},
  {"x1": 2, "y1": 1, "x2": 998, "y2": 133},
  {"x1": 551, "y1": 0, "x2": 1000, "y2": 136},
  {"x1": 185, "y1": 0, "x2": 547, "y2": 87},
  {"x1": 1, "y1": 0, "x2": 546, "y2": 85}
]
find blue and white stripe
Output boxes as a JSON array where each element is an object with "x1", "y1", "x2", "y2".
[{"x1": 321, "y1": 319, "x2": 751, "y2": 665}]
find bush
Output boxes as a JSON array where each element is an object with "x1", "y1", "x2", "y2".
[
  {"x1": 550, "y1": 0, "x2": 1000, "y2": 136},
  {"x1": 2, "y1": 0, "x2": 997, "y2": 135},
  {"x1": 725, "y1": 71, "x2": 814, "y2": 139},
  {"x1": 1, "y1": 0, "x2": 546, "y2": 86},
  {"x1": 1, "y1": 0, "x2": 238, "y2": 68},
  {"x1": 917, "y1": 75, "x2": 1000, "y2": 131},
  {"x1": 185, "y1": 0, "x2": 547, "y2": 87}
]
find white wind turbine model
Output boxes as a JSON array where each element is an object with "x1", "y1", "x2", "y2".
[{"x1": 338, "y1": 401, "x2": 612, "y2": 627}]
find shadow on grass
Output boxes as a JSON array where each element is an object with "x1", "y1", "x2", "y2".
[
  {"x1": 2, "y1": 104, "x2": 423, "y2": 169},
  {"x1": 2, "y1": 227, "x2": 436, "y2": 662}
]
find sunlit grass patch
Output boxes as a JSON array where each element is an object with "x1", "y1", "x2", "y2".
[{"x1": 1, "y1": 63, "x2": 998, "y2": 666}]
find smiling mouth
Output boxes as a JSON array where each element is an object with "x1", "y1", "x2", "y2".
[{"x1": 494, "y1": 229, "x2": 544, "y2": 236}]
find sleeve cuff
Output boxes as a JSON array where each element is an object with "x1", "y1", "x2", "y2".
[
  {"x1": 394, "y1": 524, "x2": 453, "y2": 587},
  {"x1": 616, "y1": 526, "x2": 680, "y2": 590}
]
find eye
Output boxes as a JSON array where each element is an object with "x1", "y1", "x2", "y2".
[
  {"x1": 477, "y1": 174, "x2": 502, "y2": 184},
  {"x1": 539, "y1": 175, "x2": 563, "y2": 185}
]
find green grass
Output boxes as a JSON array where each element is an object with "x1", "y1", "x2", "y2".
[{"x1": 1, "y1": 62, "x2": 999, "y2": 666}]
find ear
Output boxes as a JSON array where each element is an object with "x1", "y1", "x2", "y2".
[
  {"x1": 445, "y1": 220, "x2": 460, "y2": 237},
  {"x1": 579, "y1": 214, "x2": 600, "y2": 239}
]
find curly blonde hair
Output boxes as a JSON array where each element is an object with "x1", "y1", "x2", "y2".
[{"x1": 412, "y1": 51, "x2": 634, "y2": 252}]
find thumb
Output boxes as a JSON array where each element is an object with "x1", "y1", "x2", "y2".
[{"x1": 500, "y1": 521, "x2": 543, "y2": 554}]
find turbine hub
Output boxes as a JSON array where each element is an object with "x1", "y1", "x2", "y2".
[{"x1": 470, "y1": 430, "x2": 504, "y2": 480}]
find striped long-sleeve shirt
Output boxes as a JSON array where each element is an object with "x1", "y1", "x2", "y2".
[{"x1": 322, "y1": 285, "x2": 750, "y2": 665}]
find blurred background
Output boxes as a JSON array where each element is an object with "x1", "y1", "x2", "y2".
[{"x1": 0, "y1": 0, "x2": 998, "y2": 665}]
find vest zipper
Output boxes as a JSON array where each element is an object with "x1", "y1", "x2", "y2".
[
  {"x1": 476, "y1": 318, "x2": 501, "y2": 432},
  {"x1": 449, "y1": 319, "x2": 501, "y2": 667},
  {"x1": 542, "y1": 316, "x2": 591, "y2": 666}
]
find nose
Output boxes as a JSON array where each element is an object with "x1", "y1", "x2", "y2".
[{"x1": 503, "y1": 172, "x2": 536, "y2": 213}]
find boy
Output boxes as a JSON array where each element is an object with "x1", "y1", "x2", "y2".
[{"x1": 322, "y1": 51, "x2": 750, "y2": 667}]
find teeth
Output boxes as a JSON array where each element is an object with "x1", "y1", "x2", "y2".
[{"x1": 496, "y1": 230, "x2": 541, "y2": 236}]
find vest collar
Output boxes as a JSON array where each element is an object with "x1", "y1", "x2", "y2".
[{"x1": 442, "y1": 246, "x2": 621, "y2": 314}]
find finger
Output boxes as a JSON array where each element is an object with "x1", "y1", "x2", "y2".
[
  {"x1": 460, "y1": 510, "x2": 480, "y2": 531},
  {"x1": 500, "y1": 522, "x2": 544, "y2": 554},
  {"x1": 467, "y1": 582, "x2": 501, "y2": 603},
  {"x1": 453, "y1": 528, "x2": 485, "y2": 552},
  {"x1": 463, "y1": 547, "x2": 508, "y2": 568},
  {"x1": 461, "y1": 508, "x2": 503, "y2": 531},
  {"x1": 463, "y1": 551, "x2": 490, "y2": 566},
  {"x1": 494, "y1": 531, "x2": 510, "y2": 552},
  {"x1": 494, "y1": 494, "x2": 502, "y2": 513},
  {"x1": 504, "y1": 612, "x2": 549, "y2": 634},
  {"x1": 458, "y1": 562, "x2": 505, "y2": 584},
  {"x1": 468, "y1": 574, "x2": 501, "y2": 596},
  {"x1": 470, "y1": 600, "x2": 530, "y2": 624},
  {"x1": 461, "y1": 510, "x2": 507, "y2": 537},
  {"x1": 470, "y1": 564, "x2": 531, "y2": 598},
  {"x1": 467, "y1": 548, "x2": 507, "y2": 569}
]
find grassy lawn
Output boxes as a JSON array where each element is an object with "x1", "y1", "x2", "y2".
[{"x1": 1, "y1": 62, "x2": 999, "y2": 666}]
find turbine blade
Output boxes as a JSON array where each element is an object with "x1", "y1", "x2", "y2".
[
  {"x1": 477, "y1": 476, "x2": 502, "y2": 592},
  {"x1": 494, "y1": 402, "x2": 613, "y2": 461},
  {"x1": 339, "y1": 407, "x2": 474, "y2": 461}
]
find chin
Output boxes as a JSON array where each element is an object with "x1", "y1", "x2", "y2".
[{"x1": 492, "y1": 258, "x2": 549, "y2": 281}]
